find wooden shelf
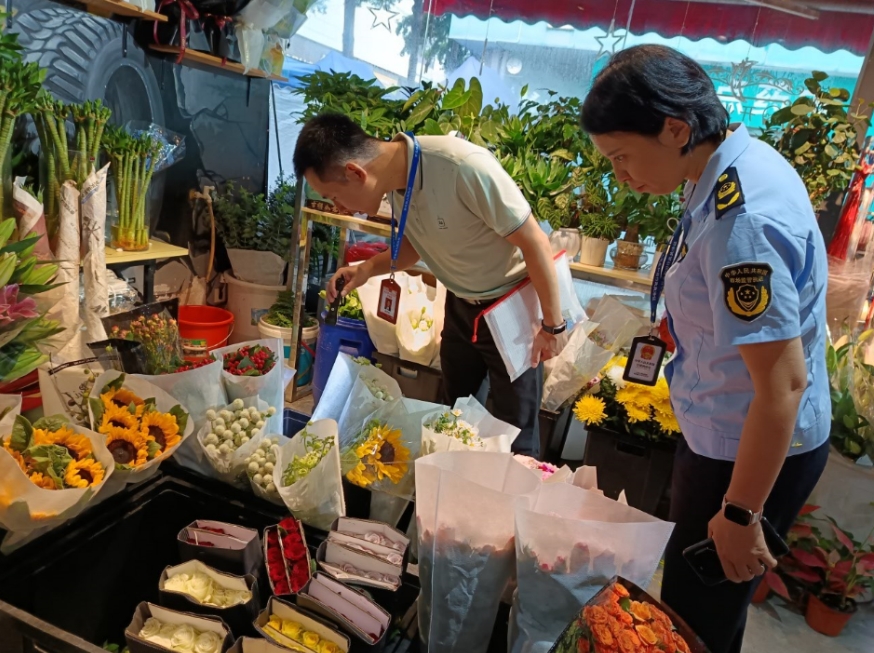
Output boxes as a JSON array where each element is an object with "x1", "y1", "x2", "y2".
[
  {"x1": 302, "y1": 207, "x2": 392, "y2": 238},
  {"x1": 81, "y1": 0, "x2": 168, "y2": 21},
  {"x1": 105, "y1": 239, "x2": 189, "y2": 266},
  {"x1": 570, "y1": 260, "x2": 653, "y2": 291},
  {"x1": 149, "y1": 45, "x2": 288, "y2": 81}
]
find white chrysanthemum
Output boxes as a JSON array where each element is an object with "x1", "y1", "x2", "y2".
[{"x1": 606, "y1": 365, "x2": 627, "y2": 389}]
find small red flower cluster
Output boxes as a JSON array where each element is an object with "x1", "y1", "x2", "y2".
[
  {"x1": 279, "y1": 517, "x2": 311, "y2": 592},
  {"x1": 265, "y1": 526, "x2": 291, "y2": 595},
  {"x1": 186, "y1": 538, "x2": 214, "y2": 547},
  {"x1": 224, "y1": 345, "x2": 276, "y2": 377},
  {"x1": 174, "y1": 355, "x2": 217, "y2": 373}
]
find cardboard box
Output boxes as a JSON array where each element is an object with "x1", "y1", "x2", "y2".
[
  {"x1": 254, "y1": 596, "x2": 350, "y2": 652},
  {"x1": 159, "y1": 559, "x2": 260, "y2": 639},
  {"x1": 177, "y1": 520, "x2": 262, "y2": 577},
  {"x1": 297, "y1": 573, "x2": 390, "y2": 647},
  {"x1": 125, "y1": 601, "x2": 234, "y2": 653},
  {"x1": 316, "y1": 540, "x2": 401, "y2": 592},
  {"x1": 228, "y1": 638, "x2": 291, "y2": 653}
]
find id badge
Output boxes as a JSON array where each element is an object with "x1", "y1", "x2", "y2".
[
  {"x1": 623, "y1": 336, "x2": 667, "y2": 386},
  {"x1": 377, "y1": 277, "x2": 401, "y2": 324}
]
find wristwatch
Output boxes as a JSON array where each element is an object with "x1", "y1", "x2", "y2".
[
  {"x1": 541, "y1": 319, "x2": 568, "y2": 336},
  {"x1": 722, "y1": 496, "x2": 763, "y2": 526}
]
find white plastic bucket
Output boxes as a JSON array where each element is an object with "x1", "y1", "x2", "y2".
[
  {"x1": 258, "y1": 317, "x2": 319, "y2": 386},
  {"x1": 223, "y1": 272, "x2": 284, "y2": 344}
]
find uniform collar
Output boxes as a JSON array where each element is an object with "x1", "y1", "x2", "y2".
[
  {"x1": 393, "y1": 133, "x2": 425, "y2": 191},
  {"x1": 685, "y1": 124, "x2": 751, "y2": 217}
]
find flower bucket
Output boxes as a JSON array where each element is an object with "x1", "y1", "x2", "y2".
[
  {"x1": 578, "y1": 236, "x2": 609, "y2": 267},
  {"x1": 805, "y1": 594, "x2": 855, "y2": 637},
  {"x1": 257, "y1": 318, "x2": 318, "y2": 387},
  {"x1": 178, "y1": 305, "x2": 234, "y2": 360},
  {"x1": 224, "y1": 272, "x2": 284, "y2": 344}
]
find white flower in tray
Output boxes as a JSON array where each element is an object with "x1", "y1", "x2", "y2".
[
  {"x1": 245, "y1": 437, "x2": 281, "y2": 497},
  {"x1": 204, "y1": 403, "x2": 273, "y2": 457},
  {"x1": 410, "y1": 306, "x2": 434, "y2": 333},
  {"x1": 425, "y1": 410, "x2": 483, "y2": 447},
  {"x1": 364, "y1": 377, "x2": 394, "y2": 403}
]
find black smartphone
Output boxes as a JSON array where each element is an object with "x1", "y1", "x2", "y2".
[
  {"x1": 682, "y1": 517, "x2": 789, "y2": 587},
  {"x1": 325, "y1": 276, "x2": 346, "y2": 326}
]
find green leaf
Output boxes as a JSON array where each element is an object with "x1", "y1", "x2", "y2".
[
  {"x1": 32, "y1": 414, "x2": 70, "y2": 431},
  {"x1": 89, "y1": 396, "x2": 104, "y2": 428},
  {"x1": 0, "y1": 234, "x2": 40, "y2": 256},
  {"x1": 422, "y1": 118, "x2": 443, "y2": 136},
  {"x1": 0, "y1": 219, "x2": 15, "y2": 248},
  {"x1": 10, "y1": 415, "x2": 34, "y2": 452},
  {"x1": 405, "y1": 99, "x2": 434, "y2": 130},
  {"x1": 441, "y1": 88, "x2": 472, "y2": 111},
  {"x1": 168, "y1": 405, "x2": 189, "y2": 435},
  {"x1": 143, "y1": 398, "x2": 157, "y2": 413},
  {"x1": 103, "y1": 374, "x2": 126, "y2": 394},
  {"x1": 812, "y1": 71, "x2": 829, "y2": 82},
  {"x1": 459, "y1": 77, "x2": 483, "y2": 119},
  {"x1": 520, "y1": 84, "x2": 529, "y2": 97},
  {"x1": 480, "y1": 119, "x2": 500, "y2": 142},
  {"x1": 619, "y1": 597, "x2": 631, "y2": 611},
  {"x1": 146, "y1": 440, "x2": 161, "y2": 459},
  {"x1": 794, "y1": 141, "x2": 812, "y2": 155},
  {"x1": 791, "y1": 103, "x2": 814, "y2": 116}
]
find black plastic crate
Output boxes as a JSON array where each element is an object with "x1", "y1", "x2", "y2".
[{"x1": 373, "y1": 353, "x2": 443, "y2": 404}]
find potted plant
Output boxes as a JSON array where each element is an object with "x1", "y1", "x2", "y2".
[
  {"x1": 768, "y1": 505, "x2": 874, "y2": 637},
  {"x1": 826, "y1": 329, "x2": 874, "y2": 462},
  {"x1": 635, "y1": 189, "x2": 682, "y2": 274},
  {"x1": 609, "y1": 186, "x2": 650, "y2": 271},
  {"x1": 578, "y1": 213, "x2": 618, "y2": 267},
  {"x1": 258, "y1": 289, "x2": 319, "y2": 386}
]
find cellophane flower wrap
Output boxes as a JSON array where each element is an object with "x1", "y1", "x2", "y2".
[
  {"x1": 422, "y1": 395, "x2": 519, "y2": 456},
  {"x1": 509, "y1": 483, "x2": 674, "y2": 653},
  {"x1": 214, "y1": 338, "x2": 294, "y2": 434},
  {"x1": 87, "y1": 370, "x2": 193, "y2": 486},
  {"x1": 197, "y1": 397, "x2": 274, "y2": 485},
  {"x1": 415, "y1": 452, "x2": 541, "y2": 653},
  {"x1": 548, "y1": 577, "x2": 710, "y2": 653},
  {"x1": 0, "y1": 401, "x2": 115, "y2": 551},
  {"x1": 274, "y1": 419, "x2": 345, "y2": 531},
  {"x1": 342, "y1": 398, "x2": 436, "y2": 500}
]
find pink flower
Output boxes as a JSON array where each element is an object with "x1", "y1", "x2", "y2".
[{"x1": 0, "y1": 285, "x2": 39, "y2": 326}]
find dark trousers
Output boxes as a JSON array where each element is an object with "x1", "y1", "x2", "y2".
[
  {"x1": 440, "y1": 292, "x2": 543, "y2": 457},
  {"x1": 662, "y1": 437, "x2": 830, "y2": 653}
]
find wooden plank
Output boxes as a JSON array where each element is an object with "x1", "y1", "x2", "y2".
[
  {"x1": 81, "y1": 0, "x2": 168, "y2": 21},
  {"x1": 302, "y1": 207, "x2": 392, "y2": 238},
  {"x1": 149, "y1": 45, "x2": 288, "y2": 82},
  {"x1": 104, "y1": 239, "x2": 189, "y2": 265},
  {"x1": 569, "y1": 260, "x2": 653, "y2": 290}
]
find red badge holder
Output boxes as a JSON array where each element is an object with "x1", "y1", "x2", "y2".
[{"x1": 377, "y1": 275, "x2": 401, "y2": 324}]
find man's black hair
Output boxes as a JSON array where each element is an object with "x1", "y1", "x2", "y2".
[
  {"x1": 581, "y1": 45, "x2": 728, "y2": 153},
  {"x1": 293, "y1": 113, "x2": 379, "y2": 179}
]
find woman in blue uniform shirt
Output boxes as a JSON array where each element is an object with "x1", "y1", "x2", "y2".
[{"x1": 580, "y1": 45, "x2": 831, "y2": 653}]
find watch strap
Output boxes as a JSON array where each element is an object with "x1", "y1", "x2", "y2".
[
  {"x1": 722, "y1": 496, "x2": 763, "y2": 526},
  {"x1": 542, "y1": 319, "x2": 568, "y2": 335}
]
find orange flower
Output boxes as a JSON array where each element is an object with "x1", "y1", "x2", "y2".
[
  {"x1": 630, "y1": 601, "x2": 652, "y2": 622},
  {"x1": 616, "y1": 630, "x2": 642, "y2": 653},
  {"x1": 649, "y1": 621, "x2": 673, "y2": 645},
  {"x1": 648, "y1": 605, "x2": 672, "y2": 628},
  {"x1": 611, "y1": 583, "x2": 630, "y2": 599},
  {"x1": 605, "y1": 601, "x2": 634, "y2": 625},
  {"x1": 585, "y1": 605, "x2": 610, "y2": 625},
  {"x1": 607, "y1": 617, "x2": 626, "y2": 640},
  {"x1": 635, "y1": 625, "x2": 658, "y2": 646},
  {"x1": 592, "y1": 623, "x2": 614, "y2": 647},
  {"x1": 577, "y1": 640, "x2": 591, "y2": 653},
  {"x1": 594, "y1": 645, "x2": 617, "y2": 653},
  {"x1": 672, "y1": 632, "x2": 692, "y2": 653}
]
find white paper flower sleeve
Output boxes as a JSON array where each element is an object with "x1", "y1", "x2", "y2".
[
  {"x1": 196, "y1": 396, "x2": 268, "y2": 485},
  {"x1": 421, "y1": 395, "x2": 518, "y2": 456},
  {"x1": 396, "y1": 277, "x2": 438, "y2": 366},
  {"x1": 274, "y1": 419, "x2": 345, "y2": 530},
  {"x1": 541, "y1": 322, "x2": 613, "y2": 412},
  {"x1": 336, "y1": 365, "x2": 402, "y2": 446}
]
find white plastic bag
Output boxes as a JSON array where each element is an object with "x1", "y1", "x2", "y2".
[
  {"x1": 397, "y1": 277, "x2": 438, "y2": 366},
  {"x1": 357, "y1": 271, "x2": 407, "y2": 357},
  {"x1": 213, "y1": 338, "x2": 293, "y2": 434},
  {"x1": 421, "y1": 395, "x2": 519, "y2": 455},
  {"x1": 236, "y1": 23, "x2": 266, "y2": 74},
  {"x1": 336, "y1": 364, "x2": 402, "y2": 446},
  {"x1": 87, "y1": 370, "x2": 194, "y2": 486},
  {"x1": 237, "y1": 0, "x2": 295, "y2": 30},
  {"x1": 415, "y1": 452, "x2": 541, "y2": 653},
  {"x1": 541, "y1": 321, "x2": 612, "y2": 412},
  {"x1": 509, "y1": 483, "x2": 674, "y2": 653},
  {"x1": 274, "y1": 419, "x2": 345, "y2": 530}
]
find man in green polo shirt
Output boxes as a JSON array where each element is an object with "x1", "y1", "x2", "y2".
[{"x1": 293, "y1": 113, "x2": 566, "y2": 456}]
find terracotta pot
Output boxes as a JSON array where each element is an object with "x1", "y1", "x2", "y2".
[
  {"x1": 805, "y1": 594, "x2": 855, "y2": 637},
  {"x1": 578, "y1": 236, "x2": 610, "y2": 267},
  {"x1": 751, "y1": 581, "x2": 770, "y2": 604}
]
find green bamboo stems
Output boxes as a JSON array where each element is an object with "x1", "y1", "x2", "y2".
[
  {"x1": 69, "y1": 100, "x2": 111, "y2": 186},
  {"x1": 0, "y1": 58, "x2": 43, "y2": 212}
]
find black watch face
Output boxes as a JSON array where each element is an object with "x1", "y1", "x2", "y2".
[{"x1": 724, "y1": 503, "x2": 752, "y2": 526}]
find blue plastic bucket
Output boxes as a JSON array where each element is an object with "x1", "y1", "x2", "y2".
[{"x1": 312, "y1": 313, "x2": 376, "y2": 406}]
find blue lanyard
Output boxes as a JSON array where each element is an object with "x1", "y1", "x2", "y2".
[
  {"x1": 390, "y1": 133, "x2": 421, "y2": 273},
  {"x1": 650, "y1": 188, "x2": 696, "y2": 325}
]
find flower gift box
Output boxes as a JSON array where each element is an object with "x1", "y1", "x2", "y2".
[
  {"x1": 316, "y1": 539, "x2": 401, "y2": 592},
  {"x1": 228, "y1": 637, "x2": 291, "y2": 653},
  {"x1": 264, "y1": 518, "x2": 312, "y2": 596},
  {"x1": 159, "y1": 559, "x2": 260, "y2": 639},
  {"x1": 548, "y1": 577, "x2": 710, "y2": 653},
  {"x1": 125, "y1": 601, "x2": 234, "y2": 653},
  {"x1": 296, "y1": 572, "x2": 391, "y2": 648},
  {"x1": 177, "y1": 520, "x2": 263, "y2": 577},
  {"x1": 254, "y1": 595, "x2": 350, "y2": 653},
  {"x1": 329, "y1": 517, "x2": 409, "y2": 560}
]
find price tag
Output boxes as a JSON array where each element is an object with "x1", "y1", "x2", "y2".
[
  {"x1": 623, "y1": 336, "x2": 667, "y2": 386},
  {"x1": 377, "y1": 277, "x2": 401, "y2": 324}
]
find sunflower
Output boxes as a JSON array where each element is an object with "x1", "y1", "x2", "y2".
[
  {"x1": 28, "y1": 471, "x2": 58, "y2": 490},
  {"x1": 99, "y1": 404, "x2": 140, "y2": 433},
  {"x1": 104, "y1": 426, "x2": 149, "y2": 468},
  {"x1": 64, "y1": 458, "x2": 106, "y2": 488},
  {"x1": 346, "y1": 424, "x2": 410, "y2": 487},
  {"x1": 33, "y1": 426, "x2": 93, "y2": 461},
  {"x1": 101, "y1": 387, "x2": 144, "y2": 415},
  {"x1": 574, "y1": 395, "x2": 607, "y2": 426},
  {"x1": 1, "y1": 440, "x2": 26, "y2": 472},
  {"x1": 139, "y1": 411, "x2": 181, "y2": 454}
]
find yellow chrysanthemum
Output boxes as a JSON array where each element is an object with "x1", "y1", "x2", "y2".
[
  {"x1": 99, "y1": 404, "x2": 140, "y2": 434},
  {"x1": 101, "y1": 387, "x2": 144, "y2": 416},
  {"x1": 33, "y1": 426, "x2": 93, "y2": 461},
  {"x1": 1, "y1": 439, "x2": 26, "y2": 472},
  {"x1": 346, "y1": 424, "x2": 410, "y2": 487},
  {"x1": 64, "y1": 458, "x2": 106, "y2": 488},
  {"x1": 624, "y1": 403, "x2": 651, "y2": 424},
  {"x1": 28, "y1": 471, "x2": 58, "y2": 490},
  {"x1": 650, "y1": 378, "x2": 671, "y2": 403},
  {"x1": 654, "y1": 409, "x2": 681, "y2": 434},
  {"x1": 139, "y1": 411, "x2": 181, "y2": 454},
  {"x1": 615, "y1": 386, "x2": 642, "y2": 407},
  {"x1": 104, "y1": 426, "x2": 149, "y2": 468},
  {"x1": 574, "y1": 395, "x2": 607, "y2": 426}
]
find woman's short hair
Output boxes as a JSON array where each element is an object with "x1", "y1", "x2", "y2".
[{"x1": 581, "y1": 45, "x2": 729, "y2": 153}]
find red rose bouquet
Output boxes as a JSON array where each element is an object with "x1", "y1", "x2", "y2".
[
  {"x1": 223, "y1": 345, "x2": 276, "y2": 377},
  {"x1": 265, "y1": 526, "x2": 291, "y2": 595},
  {"x1": 279, "y1": 516, "x2": 312, "y2": 593}
]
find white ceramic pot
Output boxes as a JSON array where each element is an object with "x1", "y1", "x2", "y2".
[
  {"x1": 548, "y1": 228, "x2": 582, "y2": 260},
  {"x1": 578, "y1": 236, "x2": 610, "y2": 267}
]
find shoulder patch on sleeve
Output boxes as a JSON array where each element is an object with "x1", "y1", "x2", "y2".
[
  {"x1": 714, "y1": 167, "x2": 745, "y2": 220},
  {"x1": 720, "y1": 263, "x2": 772, "y2": 322}
]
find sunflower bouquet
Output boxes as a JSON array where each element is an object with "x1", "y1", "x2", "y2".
[
  {"x1": 573, "y1": 356, "x2": 681, "y2": 444},
  {"x1": 0, "y1": 411, "x2": 114, "y2": 545},
  {"x1": 88, "y1": 370, "x2": 193, "y2": 483},
  {"x1": 422, "y1": 396, "x2": 519, "y2": 456},
  {"x1": 275, "y1": 419, "x2": 345, "y2": 531}
]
